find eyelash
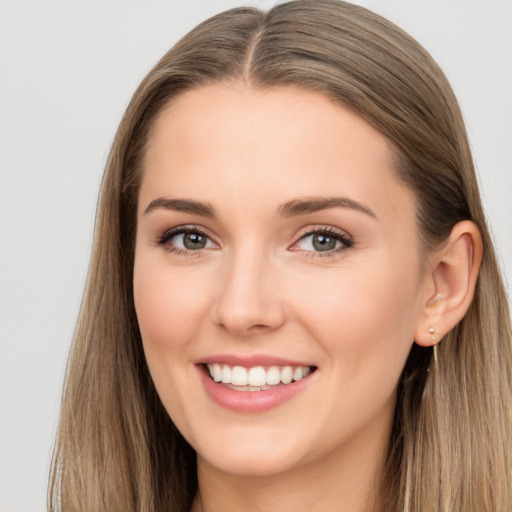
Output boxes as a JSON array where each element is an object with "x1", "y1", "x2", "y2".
[
  {"x1": 155, "y1": 225, "x2": 216, "y2": 256},
  {"x1": 291, "y1": 227, "x2": 354, "y2": 257},
  {"x1": 154, "y1": 225, "x2": 354, "y2": 257}
]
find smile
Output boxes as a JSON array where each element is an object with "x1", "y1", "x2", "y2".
[
  {"x1": 199, "y1": 360, "x2": 316, "y2": 413},
  {"x1": 206, "y1": 363, "x2": 312, "y2": 391}
]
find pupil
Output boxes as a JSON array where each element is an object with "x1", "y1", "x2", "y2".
[
  {"x1": 313, "y1": 234, "x2": 336, "y2": 251},
  {"x1": 184, "y1": 232, "x2": 206, "y2": 249}
]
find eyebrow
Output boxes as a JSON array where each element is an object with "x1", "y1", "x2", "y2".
[
  {"x1": 144, "y1": 198, "x2": 215, "y2": 217},
  {"x1": 143, "y1": 196, "x2": 377, "y2": 220},
  {"x1": 278, "y1": 197, "x2": 377, "y2": 219}
]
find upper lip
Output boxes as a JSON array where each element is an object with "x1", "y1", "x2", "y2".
[{"x1": 196, "y1": 354, "x2": 315, "y2": 368}]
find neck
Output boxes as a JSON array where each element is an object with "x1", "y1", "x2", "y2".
[{"x1": 190, "y1": 422, "x2": 389, "y2": 512}]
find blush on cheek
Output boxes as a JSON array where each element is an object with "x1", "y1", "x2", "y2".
[
  {"x1": 134, "y1": 275, "x2": 172, "y2": 349},
  {"x1": 134, "y1": 269, "x2": 208, "y2": 354},
  {"x1": 298, "y1": 268, "x2": 416, "y2": 365}
]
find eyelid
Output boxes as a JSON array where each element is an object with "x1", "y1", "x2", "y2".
[
  {"x1": 154, "y1": 224, "x2": 220, "y2": 254},
  {"x1": 154, "y1": 223, "x2": 353, "y2": 257},
  {"x1": 289, "y1": 225, "x2": 354, "y2": 255}
]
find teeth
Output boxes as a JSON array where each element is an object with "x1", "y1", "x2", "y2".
[
  {"x1": 266, "y1": 366, "x2": 281, "y2": 385},
  {"x1": 248, "y1": 366, "x2": 267, "y2": 386},
  {"x1": 212, "y1": 363, "x2": 222, "y2": 382},
  {"x1": 281, "y1": 366, "x2": 293, "y2": 384},
  {"x1": 231, "y1": 366, "x2": 248, "y2": 386},
  {"x1": 206, "y1": 363, "x2": 312, "y2": 388},
  {"x1": 221, "y1": 364, "x2": 231, "y2": 384},
  {"x1": 293, "y1": 367, "x2": 303, "y2": 381}
]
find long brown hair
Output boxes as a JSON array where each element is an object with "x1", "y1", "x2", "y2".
[{"x1": 49, "y1": 1, "x2": 512, "y2": 510}]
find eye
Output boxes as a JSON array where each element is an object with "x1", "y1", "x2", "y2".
[
  {"x1": 156, "y1": 226, "x2": 218, "y2": 254},
  {"x1": 290, "y1": 228, "x2": 353, "y2": 255}
]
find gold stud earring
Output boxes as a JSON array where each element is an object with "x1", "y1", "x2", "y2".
[{"x1": 428, "y1": 326, "x2": 437, "y2": 341}]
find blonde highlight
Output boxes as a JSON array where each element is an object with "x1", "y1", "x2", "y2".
[{"x1": 49, "y1": 2, "x2": 512, "y2": 511}]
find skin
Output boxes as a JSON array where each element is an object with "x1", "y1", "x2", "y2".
[{"x1": 133, "y1": 83, "x2": 479, "y2": 512}]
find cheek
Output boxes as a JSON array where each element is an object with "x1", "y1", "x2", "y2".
[
  {"x1": 289, "y1": 255, "x2": 421, "y2": 378},
  {"x1": 133, "y1": 260, "x2": 215, "y2": 429},
  {"x1": 133, "y1": 261, "x2": 209, "y2": 355},
  {"x1": 133, "y1": 258, "x2": 214, "y2": 429}
]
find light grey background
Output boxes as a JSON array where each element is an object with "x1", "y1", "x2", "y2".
[{"x1": 1, "y1": 1, "x2": 510, "y2": 510}]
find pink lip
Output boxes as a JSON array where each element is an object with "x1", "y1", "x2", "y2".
[
  {"x1": 197, "y1": 363, "x2": 315, "y2": 413},
  {"x1": 197, "y1": 354, "x2": 313, "y2": 368}
]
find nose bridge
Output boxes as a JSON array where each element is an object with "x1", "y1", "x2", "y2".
[{"x1": 214, "y1": 241, "x2": 284, "y2": 336}]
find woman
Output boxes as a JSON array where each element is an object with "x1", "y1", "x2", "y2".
[{"x1": 48, "y1": 1, "x2": 512, "y2": 511}]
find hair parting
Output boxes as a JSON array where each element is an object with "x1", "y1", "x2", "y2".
[{"x1": 49, "y1": 2, "x2": 512, "y2": 511}]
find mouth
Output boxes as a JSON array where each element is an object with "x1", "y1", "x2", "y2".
[
  {"x1": 204, "y1": 363, "x2": 315, "y2": 392},
  {"x1": 197, "y1": 356, "x2": 317, "y2": 412}
]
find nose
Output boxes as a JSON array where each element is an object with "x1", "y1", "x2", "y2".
[{"x1": 213, "y1": 248, "x2": 286, "y2": 337}]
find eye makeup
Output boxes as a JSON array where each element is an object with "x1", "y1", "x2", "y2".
[{"x1": 153, "y1": 223, "x2": 354, "y2": 259}]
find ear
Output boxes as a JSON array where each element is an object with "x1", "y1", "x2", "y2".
[{"x1": 414, "y1": 220, "x2": 483, "y2": 347}]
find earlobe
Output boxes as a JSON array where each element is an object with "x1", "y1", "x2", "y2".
[{"x1": 415, "y1": 220, "x2": 483, "y2": 347}]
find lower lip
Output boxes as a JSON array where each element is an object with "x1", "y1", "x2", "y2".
[{"x1": 198, "y1": 366, "x2": 314, "y2": 413}]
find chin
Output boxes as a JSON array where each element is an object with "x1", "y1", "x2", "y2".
[
  {"x1": 198, "y1": 444, "x2": 306, "y2": 478},
  {"x1": 186, "y1": 419, "x2": 312, "y2": 477}
]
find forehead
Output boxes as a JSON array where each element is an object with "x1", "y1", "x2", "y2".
[
  {"x1": 147, "y1": 83, "x2": 391, "y2": 165},
  {"x1": 140, "y1": 83, "x2": 415, "y2": 224}
]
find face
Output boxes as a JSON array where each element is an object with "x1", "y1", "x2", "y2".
[{"x1": 134, "y1": 83, "x2": 427, "y2": 478}]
